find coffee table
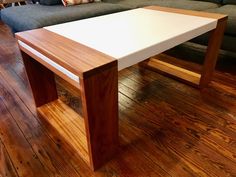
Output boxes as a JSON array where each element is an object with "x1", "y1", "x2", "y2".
[{"x1": 16, "y1": 6, "x2": 227, "y2": 170}]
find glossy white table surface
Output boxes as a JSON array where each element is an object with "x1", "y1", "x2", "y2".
[{"x1": 45, "y1": 8, "x2": 217, "y2": 70}]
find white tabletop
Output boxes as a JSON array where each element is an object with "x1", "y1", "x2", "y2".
[{"x1": 45, "y1": 8, "x2": 217, "y2": 70}]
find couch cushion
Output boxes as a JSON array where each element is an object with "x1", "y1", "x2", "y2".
[
  {"x1": 1, "y1": 3, "x2": 130, "y2": 32},
  {"x1": 193, "y1": 0, "x2": 222, "y2": 4},
  {"x1": 223, "y1": 0, "x2": 236, "y2": 4},
  {"x1": 39, "y1": 0, "x2": 62, "y2": 5},
  {"x1": 116, "y1": 0, "x2": 220, "y2": 10},
  {"x1": 204, "y1": 5, "x2": 236, "y2": 36},
  {"x1": 114, "y1": 0, "x2": 152, "y2": 8}
]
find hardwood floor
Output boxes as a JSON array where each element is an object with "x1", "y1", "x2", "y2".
[{"x1": 0, "y1": 21, "x2": 236, "y2": 177}]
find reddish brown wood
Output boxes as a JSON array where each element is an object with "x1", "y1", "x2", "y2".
[
  {"x1": 119, "y1": 66, "x2": 236, "y2": 176},
  {"x1": 0, "y1": 98, "x2": 53, "y2": 177},
  {"x1": 140, "y1": 7, "x2": 228, "y2": 88},
  {"x1": 145, "y1": 6, "x2": 227, "y2": 20},
  {"x1": 17, "y1": 25, "x2": 120, "y2": 170},
  {"x1": 19, "y1": 29, "x2": 119, "y2": 170},
  {"x1": 0, "y1": 71, "x2": 85, "y2": 177},
  {"x1": 0, "y1": 141, "x2": 18, "y2": 177},
  {"x1": 19, "y1": 43, "x2": 81, "y2": 90},
  {"x1": 21, "y1": 51, "x2": 58, "y2": 107},
  {"x1": 16, "y1": 7, "x2": 228, "y2": 171},
  {"x1": 141, "y1": 55, "x2": 201, "y2": 86},
  {"x1": 199, "y1": 19, "x2": 228, "y2": 88},
  {"x1": 140, "y1": 6, "x2": 227, "y2": 88},
  {"x1": 80, "y1": 64, "x2": 119, "y2": 170},
  {"x1": 37, "y1": 99, "x2": 90, "y2": 164},
  {"x1": 16, "y1": 29, "x2": 116, "y2": 78}
]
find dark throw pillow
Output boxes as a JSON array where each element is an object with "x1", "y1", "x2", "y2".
[
  {"x1": 195, "y1": 0, "x2": 223, "y2": 4},
  {"x1": 223, "y1": 0, "x2": 236, "y2": 4},
  {"x1": 39, "y1": 0, "x2": 62, "y2": 5}
]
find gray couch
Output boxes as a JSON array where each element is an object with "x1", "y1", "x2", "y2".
[{"x1": 1, "y1": 0, "x2": 236, "y2": 53}]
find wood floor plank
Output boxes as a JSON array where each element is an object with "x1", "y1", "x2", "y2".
[
  {"x1": 0, "y1": 59, "x2": 114, "y2": 176},
  {"x1": 0, "y1": 70, "x2": 85, "y2": 177},
  {"x1": 37, "y1": 99, "x2": 89, "y2": 164},
  {"x1": 0, "y1": 63, "x2": 35, "y2": 114},
  {"x1": 0, "y1": 57, "x2": 105, "y2": 176},
  {"x1": 118, "y1": 78, "x2": 236, "y2": 149},
  {"x1": 125, "y1": 66, "x2": 236, "y2": 134},
  {"x1": 0, "y1": 140, "x2": 19, "y2": 177},
  {"x1": 119, "y1": 68, "x2": 236, "y2": 153},
  {"x1": 118, "y1": 70, "x2": 236, "y2": 174},
  {"x1": 118, "y1": 93, "x2": 236, "y2": 177},
  {"x1": 0, "y1": 98, "x2": 54, "y2": 177},
  {"x1": 118, "y1": 104, "x2": 209, "y2": 177}
]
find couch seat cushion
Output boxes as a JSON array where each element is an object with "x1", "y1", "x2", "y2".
[
  {"x1": 1, "y1": 2, "x2": 129, "y2": 32},
  {"x1": 204, "y1": 5, "x2": 236, "y2": 36},
  {"x1": 114, "y1": 0, "x2": 152, "y2": 8},
  {"x1": 116, "y1": 0, "x2": 220, "y2": 10}
]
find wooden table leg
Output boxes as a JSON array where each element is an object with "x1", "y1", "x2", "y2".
[
  {"x1": 21, "y1": 47, "x2": 118, "y2": 170},
  {"x1": 199, "y1": 18, "x2": 227, "y2": 88},
  {"x1": 21, "y1": 51, "x2": 58, "y2": 107},
  {"x1": 80, "y1": 65, "x2": 119, "y2": 170},
  {"x1": 139, "y1": 17, "x2": 227, "y2": 88}
]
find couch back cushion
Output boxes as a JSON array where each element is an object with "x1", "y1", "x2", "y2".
[
  {"x1": 40, "y1": 0, "x2": 62, "y2": 5},
  {"x1": 223, "y1": 0, "x2": 236, "y2": 4}
]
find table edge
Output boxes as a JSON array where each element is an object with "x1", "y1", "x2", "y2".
[
  {"x1": 16, "y1": 29, "x2": 117, "y2": 79},
  {"x1": 144, "y1": 6, "x2": 228, "y2": 21}
]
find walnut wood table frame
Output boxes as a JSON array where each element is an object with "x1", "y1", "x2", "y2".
[
  {"x1": 16, "y1": 6, "x2": 227, "y2": 171},
  {"x1": 16, "y1": 31, "x2": 119, "y2": 171},
  {"x1": 141, "y1": 6, "x2": 227, "y2": 88}
]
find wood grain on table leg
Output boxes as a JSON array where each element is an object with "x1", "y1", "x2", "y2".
[
  {"x1": 140, "y1": 17, "x2": 227, "y2": 88},
  {"x1": 21, "y1": 51, "x2": 58, "y2": 107},
  {"x1": 80, "y1": 64, "x2": 119, "y2": 170},
  {"x1": 140, "y1": 55, "x2": 201, "y2": 86},
  {"x1": 199, "y1": 18, "x2": 227, "y2": 88}
]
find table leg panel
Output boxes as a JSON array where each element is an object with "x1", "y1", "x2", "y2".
[
  {"x1": 199, "y1": 18, "x2": 227, "y2": 88},
  {"x1": 21, "y1": 51, "x2": 58, "y2": 107},
  {"x1": 80, "y1": 65, "x2": 119, "y2": 170}
]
